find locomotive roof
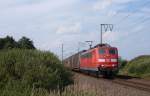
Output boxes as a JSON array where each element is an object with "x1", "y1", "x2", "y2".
[
  {"x1": 81, "y1": 43, "x2": 117, "y2": 54},
  {"x1": 94, "y1": 43, "x2": 111, "y2": 48},
  {"x1": 64, "y1": 43, "x2": 117, "y2": 60}
]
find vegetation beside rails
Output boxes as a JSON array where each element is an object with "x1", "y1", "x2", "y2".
[
  {"x1": 119, "y1": 55, "x2": 150, "y2": 79},
  {"x1": 0, "y1": 36, "x2": 97, "y2": 96},
  {"x1": 0, "y1": 49, "x2": 74, "y2": 96}
]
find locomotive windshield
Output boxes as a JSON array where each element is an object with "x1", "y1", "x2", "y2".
[
  {"x1": 99, "y1": 49, "x2": 105, "y2": 54},
  {"x1": 99, "y1": 48, "x2": 117, "y2": 55},
  {"x1": 109, "y1": 49, "x2": 117, "y2": 55}
]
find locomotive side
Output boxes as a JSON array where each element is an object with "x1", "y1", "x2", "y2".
[{"x1": 64, "y1": 44, "x2": 119, "y2": 77}]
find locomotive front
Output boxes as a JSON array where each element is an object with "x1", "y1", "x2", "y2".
[{"x1": 98, "y1": 46, "x2": 119, "y2": 76}]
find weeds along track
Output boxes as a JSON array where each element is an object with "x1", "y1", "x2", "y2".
[{"x1": 74, "y1": 71, "x2": 150, "y2": 93}]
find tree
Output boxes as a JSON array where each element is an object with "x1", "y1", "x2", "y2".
[
  {"x1": 118, "y1": 57, "x2": 128, "y2": 69},
  {"x1": 0, "y1": 38, "x2": 5, "y2": 49},
  {"x1": 0, "y1": 36, "x2": 17, "y2": 49},
  {"x1": 18, "y1": 37, "x2": 35, "y2": 49}
]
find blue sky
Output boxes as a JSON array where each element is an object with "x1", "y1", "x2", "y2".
[{"x1": 0, "y1": 0, "x2": 150, "y2": 60}]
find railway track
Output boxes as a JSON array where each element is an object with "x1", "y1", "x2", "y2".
[
  {"x1": 111, "y1": 78, "x2": 150, "y2": 93},
  {"x1": 75, "y1": 71, "x2": 150, "y2": 93}
]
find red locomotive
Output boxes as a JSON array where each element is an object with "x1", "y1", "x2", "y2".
[{"x1": 64, "y1": 44, "x2": 119, "y2": 77}]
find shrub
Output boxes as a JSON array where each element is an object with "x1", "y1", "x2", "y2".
[
  {"x1": 0, "y1": 49, "x2": 73, "y2": 95},
  {"x1": 120, "y1": 55, "x2": 150, "y2": 78},
  {"x1": 118, "y1": 58, "x2": 128, "y2": 69},
  {"x1": 0, "y1": 36, "x2": 35, "y2": 50}
]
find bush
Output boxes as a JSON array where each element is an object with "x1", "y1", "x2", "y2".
[
  {"x1": 120, "y1": 55, "x2": 150, "y2": 78},
  {"x1": 118, "y1": 58, "x2": 128, "y2": 69},
  {"x1": 0, "y1": 36, "x2": 35, "y2": 50},
  {"x1": 0, "y1": 49, "x2": 73, "y2": 95}
]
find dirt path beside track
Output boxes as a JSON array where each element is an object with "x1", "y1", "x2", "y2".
[{"x1": 74, "y1": 73, "x2": 150, "y2": 96}]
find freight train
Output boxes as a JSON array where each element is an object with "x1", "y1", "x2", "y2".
[{"x1": 64, "y1": 44, "x2": 119, "y2": 77}]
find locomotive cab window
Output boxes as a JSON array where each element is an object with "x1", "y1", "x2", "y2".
[
  {"x1": 81, "y1": 52, "x2": 92, "y2": 58},
  {"x1": 99, "y1": 49, "x2": 105, "y2": 54},
  {"x1": 109, "y1": 49, "x2": 117, "y2": 55}
]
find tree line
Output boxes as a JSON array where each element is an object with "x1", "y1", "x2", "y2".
[{"x1": 0, "y1": 36, "x2": 35, "y2": 50}]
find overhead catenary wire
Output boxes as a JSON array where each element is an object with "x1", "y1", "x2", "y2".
[
  {"x1": 102, "y1": 0, "x2": 150, "y2": 41},
  {"x1": 114, "y1": 1, "x2": 150, "y2": 25},
  {"x1": 127, "y1": 16, "x2": 150, "y2": 29},
  {"x1": 110, "y1": 18, "x2": 150, "y2": 44},
  {"x1": 61, "y1": 42, "x2": 89, "y2": 59},
  {"x1": 107, "y1": 1, "x2": 150, "y2": 43},
  {"x1": 104, "y1": 1, "x2": 150, "y2": 27}
]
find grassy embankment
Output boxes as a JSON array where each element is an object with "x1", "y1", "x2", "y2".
[
  {"x1": 0, "y1": 49, "x2": 85, "y2": 96},
  {"x1": 119, "y1": 55, "x2": 150, "y2": 79},
  {"x1": 0, "y1": 35, "x2": 97, "y2": 96},
  {"x1": 0, "y1": 49, "x2": 100, "y2": 96}
]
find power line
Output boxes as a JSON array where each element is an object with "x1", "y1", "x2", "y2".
[
  {"x1": 129, "y1": 17, "x2": 150, "y2": 28},
  {"x1": 115, "y1": 1, "x2": 150, "y2": 25},
  {"x1": 113, "y1": 18, "x2": 150, "y2": 44},
  {"x1": 103, "y1": 1, "x2": 150, "y2": 38},
  {"x1": 103, "y1": 1, "x2": 149, "y2": 27}
]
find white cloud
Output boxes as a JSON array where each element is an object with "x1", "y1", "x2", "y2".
[
  {"x1": 113, "y1": 0, "x2": 134, "y2": 4},
  {"x1": 0, "y1": 1, "x2": 15, "y2": 9},
  {"x1": 93, "y1": 0, "x2": 113, "y2": 11},
  {"x1": 107, "y1": 11, "x2": 118, "y2": 16},
  {"x1": 103, "y1": 31, "x2": 119, "y2": 42},
  {"x1": 0, "y1": 0, "x2": 76, "y2": 16},
  {"x1": 93, "y1": 0, "x2": 134, "y2": 11},
  {"x1": 140, "y1": 7, "x2": 150, "y2": 15},
  {"x1": 56, "y1": 22, "x2": 81, "y2": 35}
]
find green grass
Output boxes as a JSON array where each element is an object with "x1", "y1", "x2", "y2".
[
  {"x1": 29, "y1": 85, "x2": 97, "y2": 96},
  {"x1": 119, "y1": 55, "x2": 150, "y2": 78},
  {"x1": 0, "y1": 84, "x2": 96, "y2": 96},
  {"x1": 0, "y1": 49, "x2": 74, "y2": 96}
]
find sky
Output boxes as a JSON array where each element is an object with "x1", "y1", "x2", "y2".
[{"x1": 0, "y1": 0, "x2": 150, "y2": 60}]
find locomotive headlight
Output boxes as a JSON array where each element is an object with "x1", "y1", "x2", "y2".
[
  {"x1": 112, "y1": 64, "x2": 115, "y2": 67},
  {"x1": 98, "y1": 59, "x2": 105, "y2": 62},
  {"x1": 101, "y1": 64, "x2": 104, "y2": 67},
  {"x1": 111, "y1": 59, "x2": 117, "y2": 62}
]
